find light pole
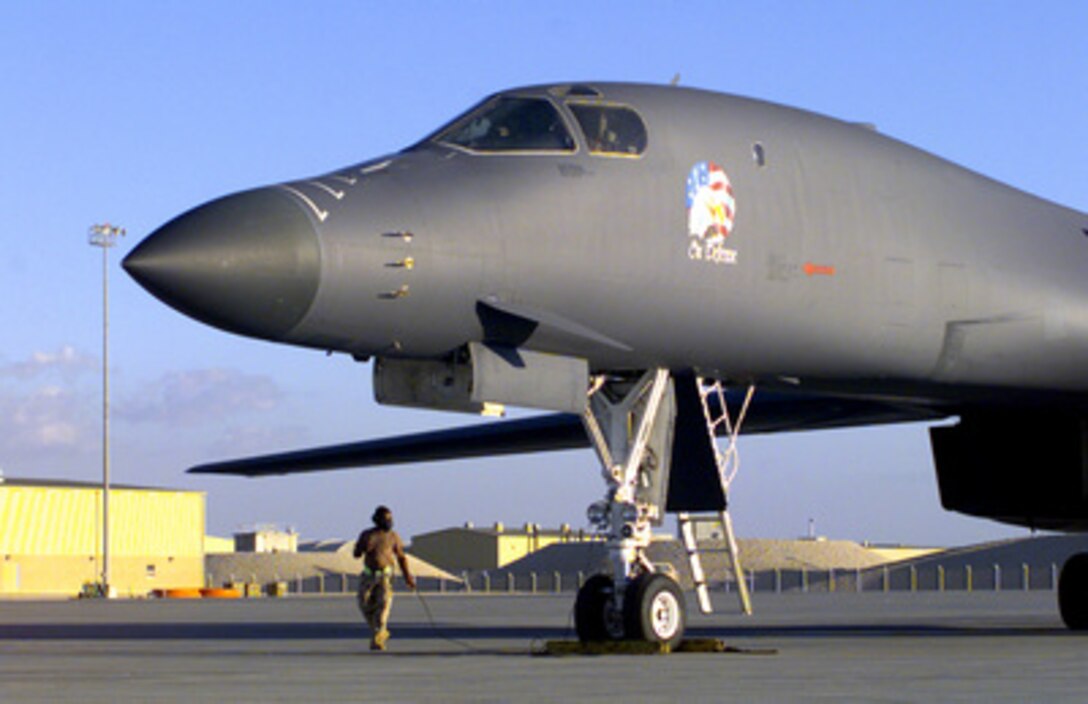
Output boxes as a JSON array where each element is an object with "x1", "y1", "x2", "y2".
[{"x1": 88, "y1": 223, "x2": 124, "y2": 596}]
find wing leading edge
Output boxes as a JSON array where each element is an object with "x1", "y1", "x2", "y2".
[{"x1": 189, "y1": 391, "x2": 946, "y2": 477}]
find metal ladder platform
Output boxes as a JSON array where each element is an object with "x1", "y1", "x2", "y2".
[
  {"x1": 676, "y1": 379, "x2": 754, "y2": 616},
  {"x1": 678, "y1": 511, "x2": 751, "y2": 615}
]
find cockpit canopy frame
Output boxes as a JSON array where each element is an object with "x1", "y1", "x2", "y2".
[
  {"x1": 425, "y1": 87, "x2": 650, "y2": 159},
  {"x1": 434, "y1": 95, "x2": 577, "y2": 154}
]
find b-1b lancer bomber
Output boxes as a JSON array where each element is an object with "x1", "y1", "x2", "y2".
[{"x1": 125, "y1": 82, "x2": 1088, "y2": 644}]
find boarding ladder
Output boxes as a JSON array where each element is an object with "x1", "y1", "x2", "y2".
[{"x1": 677, "y1": 379, "x2": 755, "y2": 616}]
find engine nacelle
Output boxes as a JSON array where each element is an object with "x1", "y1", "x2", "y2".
[
  {"x1": 930, "y1": 413, "x2": 1088, "y2": 531},
  {"x1": 373, "y1": 342, "x2": 588, "y2": 415}
]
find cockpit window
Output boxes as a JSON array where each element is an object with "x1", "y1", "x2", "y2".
[
  {"x1": 435, "y1": 97, "x2": 575, "y2": 153},
  {"x1": 567, "y1": 103, "x2": 647, "y2": 157}
]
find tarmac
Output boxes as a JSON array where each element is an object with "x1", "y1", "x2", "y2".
[{"x1": 2, "y1": 591, "x2": 1087, "y2": 702}]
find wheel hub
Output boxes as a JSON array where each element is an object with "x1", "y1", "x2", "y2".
[{"x1": 649, "y1": 590, "x2": 681, "y2": 639}]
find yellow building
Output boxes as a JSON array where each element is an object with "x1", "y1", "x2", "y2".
[
  {"x1": 204, "y1": 535, "x2": 235, "y2": 554},
  {"x1": 0, "y1": 478, "x2": 205, "y2": 597},
  {"x1": 409, "y1": 522, "x2": 600, "y2": 573}
]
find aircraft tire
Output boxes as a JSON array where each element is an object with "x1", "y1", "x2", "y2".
[
  {"x1": 623, "y1": 573, "x2": 686, "y2": 648},
  {"x1": 1059, "y1": 552, "x2": 1088, "y2": 630},
  {"x1": 575, "y1": 574, "x2": 622, "y2": 642}
]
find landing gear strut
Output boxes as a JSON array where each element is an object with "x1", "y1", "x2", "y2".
[
  {"x1": 575, "y1": 369, "x2": 680, "y2": 644},
  {"x1": 573, "y1": 369, "x2": 751, "y2": 646}
]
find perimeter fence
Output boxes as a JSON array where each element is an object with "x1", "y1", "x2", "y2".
[{"x1": 220, "y1": 561, "x2": 1065, "y2": 597}]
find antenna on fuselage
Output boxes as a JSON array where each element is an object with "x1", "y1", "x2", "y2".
[{"x1": 670, "y1": 73, "x2": 681, "y2": 86}]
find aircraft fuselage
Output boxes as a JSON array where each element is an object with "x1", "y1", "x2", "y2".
[{"x1": 126, "y1": 83, "x2": 1088, "y2": 407}]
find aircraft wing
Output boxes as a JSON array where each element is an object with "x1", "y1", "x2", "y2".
[{"x1": 189, "y1": 391, "x2": 946, "y2": 476}]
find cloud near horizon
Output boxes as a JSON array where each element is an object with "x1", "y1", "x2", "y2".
[
  {"x1": 0, "y1": 385, "x2": 95, "y2": 460},
  {"x1": 115, "y1": 368, "x2": 282, "y2": 427},
  {"x1": 0, "y1": 348, "x2": 100, "y2": 460},
  {"x1": 0, "y1": 352, "x2": 288, "y2": 476},
  {"x1": 0, "y1": 345, "x2": 97, "y2": 381}
]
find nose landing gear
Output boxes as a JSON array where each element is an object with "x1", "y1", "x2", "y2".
[{"x1": 574, "y1": 369, "x2": 750, "y2": 647}]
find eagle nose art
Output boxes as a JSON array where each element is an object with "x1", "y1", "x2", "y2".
[{"x1": 123, "y1": 188, "x2": 321, "y2": 341}]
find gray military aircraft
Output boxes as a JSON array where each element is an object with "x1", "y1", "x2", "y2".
[{"x1": 125, "y1": 82, "x2": 1088, "y2": 643}]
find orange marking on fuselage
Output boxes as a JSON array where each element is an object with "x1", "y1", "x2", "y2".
[{"x1": 803, "y1": 262, "x2": 836, "y2": 277}]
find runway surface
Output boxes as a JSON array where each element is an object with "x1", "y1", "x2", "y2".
[{"x1": 2, "y1": 591, "x2": 1085, "y2": 702}]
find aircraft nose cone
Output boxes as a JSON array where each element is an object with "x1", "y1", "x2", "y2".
[{"x1": 124, "y1": 188, "x2": 320, "y2": 341}]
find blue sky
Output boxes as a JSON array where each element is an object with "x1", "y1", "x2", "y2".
[{"x1": 2, "y1": 1, "x2": 1086, "y2": 545}]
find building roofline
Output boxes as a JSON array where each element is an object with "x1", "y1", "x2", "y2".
[{"x1": 0, "y1": 477, "x2": 201, "y2": 494}]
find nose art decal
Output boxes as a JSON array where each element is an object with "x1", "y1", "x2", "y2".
[{"x1": 685, "y1": 161, "x2": 737, "y2": 265}]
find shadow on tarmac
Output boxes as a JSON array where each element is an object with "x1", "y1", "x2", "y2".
[
  {"x1": 0, "y1": 621, "x2": 567, "y2": 641},
  {"x1": 0, "y1": 621, "x2": 1073, "y2": 641}
]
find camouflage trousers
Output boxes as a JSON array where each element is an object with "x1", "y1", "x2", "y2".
[{"x1": 357, "y1": 571, "x2": 394, "y2": 635}]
